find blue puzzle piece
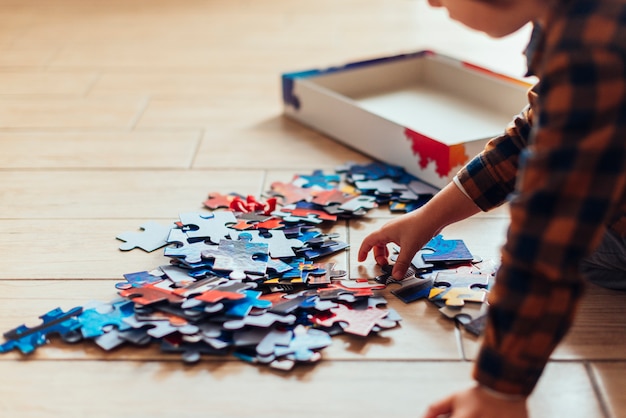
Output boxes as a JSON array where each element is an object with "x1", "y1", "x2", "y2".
[
  {"x1": 338, "y1": 161, "x2": 407, "y2": 182},
  {"x1": 0, "y1": 306, "x2": 83, "y2": 355},
  {"x1": 421, "y1": 234, "x2": 473, "y2": 264},
  {"x1": 225, "y1": 290, "x2": 272, "y2": 318},
  {"x1": 115, "y1": 270, "x2": 163, "y2": 290},
  {"x1": 273, "y1": 325, "x2": 332, "y2": 361},
  {"x1": 293, "y1": 169, "x2": 340, "y2": 189},
  {"x1": 79, "y1": 299, "x2": 135, "y2": 339},
  {"x1": 165, "y1": 228, "x2": 216, "y2": 264},
  {"x1": 280, "y1": 258, "x2": 325, "y2": 282}
]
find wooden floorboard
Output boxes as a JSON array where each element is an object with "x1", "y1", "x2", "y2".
[{"x1": 0, "y1": 0, "x2": 622, "y2": 416}]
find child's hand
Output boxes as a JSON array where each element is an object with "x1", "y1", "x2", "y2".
[
  {"x1": 358, "y1": 182, "x2": 481, "y2": 280},
  {"x1": 422, "y1": 385, "x2": 529, "y2": 418},
  {"x1": 358, "y1": 210, "x2": 436, "y2": 280}
]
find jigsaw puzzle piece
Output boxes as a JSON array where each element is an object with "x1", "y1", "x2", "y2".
[
  {"x1": 439, "y1": 302, "x2": 488, "y2": 325},
  {"x1": 158, "y1": 264, "x2": 195, "y2": 286},
  {"x1": 200, "y1": 236, "x2": 269, "y2": 279},
  {"x1": 274, "y1": 202, "x2": 337, "y2": 224},
  {"x1": 273, "y1": 325, "x2": 332, "y2": 362},
  {"x1": 269, "y1": 294, "x2": 317, "y2": 315},
  {"x1": 161, "y1": 334, "x2": 230, "y2": 363},
  {"x1": 172, "y1": 276, "x2": 228, "y2": 298},
  {"x1": 407, "y1": 180, "x2": 439, "y2": 196},
  {"x1": 428, "y1": 287, "x2": 487, "y2": 307},
  {"x1": 119, "y1": 281, "x2": 184, "y2": 306},
  {"x1": 354, "y1": 178, "x2": 409, "y2": 195},
  {"x1": 202, "y1": 192, "x2": 243, "y2": 210},
  {"x1": 295, "y1": 238, "x2": 350, "y2": 260},
  {"x1": 433, "y1": 270, "x2": 490, "y2": 291},
  {"x1": 304, "y1": 262, "x2": 346, "y2": 285},
  {"x1": 229, "y1": 195, "x2": 277, "y2": 215},
  {"x1": 79, "y1": 299, "x2": 135, "y2": 338},
  {"x1": 164, "y1": 227, "x2": 217, "y2": 264},
  {"x1": 313, "y1": 304, "x2": 395, "y2": 337},
  {"x1": 390, "y1": 276, "x2": 434, "y2": 303},
  {"x1": 268, "y1": 181, "x2": 317, "y2": 205},
  {"x1": 0, "y1": 306, "x2": 83, "y2": 354},
  {"x1": 255, "y1": 328, "x2": 294, "y2": 358},
  {"x1": 224, "y1": 290, "x2": 272, "y2": 318},
  {"x1": 222, "y1": 312, "x2": 296, "y2": 331},
  {"x1": 421, "y1": 234, "x2": 473, "y2": 264},
  {"x1": 123, "y1": 315, "x2": 199, "y2": 339},
  {"x1": 338, "y1": 161, "x2": 406, "y2": 182},
  {"x1": 230, "y1": 230, "x2": 304, "y2": 259},
  {"x1": 311, "y1": 189, "x2": 355, "y2": 207},
  {"x1": 115, "y1": 270, "x2": 164, "y2": 290},
  {"x1": 292, "y1": 169, "x2": 340, "y2": 189},
  {"x1": 193, "y1": 286, "x2": 246, "y2": 304},
  {"x1": 116, "y1": 221, "x2": 174, "y2": 252},
  {"x1": 179, "y1": 211, "x2": 237, "y2": 244}
]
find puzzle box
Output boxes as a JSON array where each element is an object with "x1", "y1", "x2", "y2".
[{"x1": 282, "y1": 50, "x2": 531, "y2": 188}]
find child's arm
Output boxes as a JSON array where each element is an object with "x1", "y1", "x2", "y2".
[
  {"x1": 469, "y1": 48, "x2": 626, "y2": 396},
  {"x1": 358, "y1": 93, "x2": 535, "y2": 278}
]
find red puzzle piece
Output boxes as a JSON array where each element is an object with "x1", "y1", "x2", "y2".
[{"x1": 119, "y1": 282, "x2": 184, "y2": 306}]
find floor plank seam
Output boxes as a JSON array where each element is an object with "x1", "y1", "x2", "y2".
[
  {"x1": 128, "y1": 95, "x2": 151, "y2": 131},
  {"x1": 188, "y1": 128, "x2": 206, "y2": 169},
  {"x1": 584, "y1": 361, "x2": 612, "y2": 418},
  {"x1": 82, "y1": 71, "x2": 102, "y2": 97}
]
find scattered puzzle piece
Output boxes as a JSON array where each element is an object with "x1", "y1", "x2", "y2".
[
  {"x1": 292, "y1": 170, "x2": 340, "y2": 189},
  {"x1": 79, "y1": 300, "x2": 135, "y2": 338},
  {"x1": 421, "y1": 234, "x2": 473, "y2": 264},
  {"x1": 116, "y1": 221, "x2": 174, "y2": 252},
  {"x1": 0, "y1": 306, "x2": 83, "y2": 354},
  {"x1": 314, "y1": 304, "x2": 396, "y2": 337},
  {"x1": 230, "y1": 230, "x2": 304, "y2": 259},
  {"x1": 273, "y1": 325, "x2": 332, "y2": 361},
  {"x1": 164, "y1": 228, "x2": 217, "y2": 264},
  {"x1": 201, "y1": 236, "x2": 269, "y2": 279},
  {"x1": 428, "y1": 287, "x2": 487, "y2": 307},
  {"x1": 225, "y1": 290, "x2": 272, "y2": 318},
  {"x1": 179, "y1": 211, "x2": 237, "y2": 244},
  {"x1": 222, "y1": 312, "x2": 297, "y2": 330},
  {"x1": 119, "y1": 282, "x2": 184, "y2": 306},
  {"x1": 115, "y1": 270, "x2": 164, "y2": 290}
]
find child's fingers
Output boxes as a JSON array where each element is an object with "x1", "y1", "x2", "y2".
[
  {"x1": 357, "y1": 237, "x2": 374, "y2": 262},
  {"x1": 391, "y1": 248, "x2": 415, "y2": 279},
  {"x1": 372, "y1": 243, "x2": 389, "y2": 266}
]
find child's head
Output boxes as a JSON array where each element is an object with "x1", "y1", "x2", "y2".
[{"x1": 428, "y1": 0, "x2": 550, "y2": 38}]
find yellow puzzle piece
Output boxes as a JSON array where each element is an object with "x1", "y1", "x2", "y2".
[{"x1": 429, "y1": 287, "x2": 487, "y2": 307}]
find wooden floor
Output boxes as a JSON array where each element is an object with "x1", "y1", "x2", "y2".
[{"x1": 1, "y1": 1, "x2": 625, "y2": 417}]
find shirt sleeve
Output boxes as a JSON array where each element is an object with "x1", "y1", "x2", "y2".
[
  {"x1": 456, "y1": 90, "x2": 535, "y2": 211},
  {"x1": 463, "y1": 49, "x2": 626, "y2": 396}
]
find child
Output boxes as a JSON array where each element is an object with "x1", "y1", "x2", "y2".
[{"x1": 358, "y1": 0, "x2": 626, "y2": 417}]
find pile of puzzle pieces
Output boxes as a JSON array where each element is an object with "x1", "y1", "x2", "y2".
[
  {"x1": 0, "y1": 162, "x2": 432, "y2": 369},
  {"x1": 0, "y1": 161, "x2": 493, "y2": 369},
  {"x1": 376, "y1": 234, "x2": 498, "y2": 336}
]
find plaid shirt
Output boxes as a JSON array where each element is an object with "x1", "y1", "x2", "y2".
[{"x1": 456, "y1": 0, "x2": 626, "y2": 396}]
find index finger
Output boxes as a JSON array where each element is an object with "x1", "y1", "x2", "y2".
[{"x1": 357, "y1": 236, "x2": 375, "y2": 262}]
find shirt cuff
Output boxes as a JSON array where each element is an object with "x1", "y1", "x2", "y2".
[{"x1": 452, "y1": 175, "x2": 472, "y2": 200}]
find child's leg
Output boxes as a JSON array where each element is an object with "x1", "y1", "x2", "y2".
[{"x1": 580, "y1": 230, "x2": 626, "y2": 291}]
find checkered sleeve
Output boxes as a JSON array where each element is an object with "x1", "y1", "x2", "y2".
[
  {"x1": 470, "y1": 48, "x2": 626, "y2": 395},
  {"x1": 456, "y1": 88, "x2": 535, "y2": 211}
]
